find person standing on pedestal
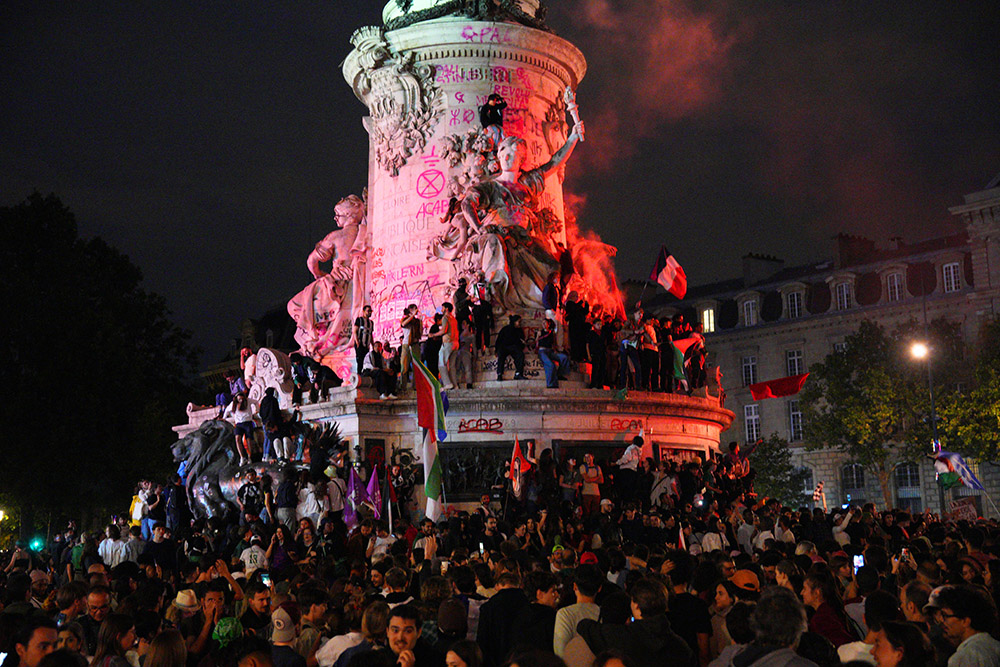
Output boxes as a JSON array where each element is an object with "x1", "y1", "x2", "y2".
[
  {"x1": 352, "y1": 305, "x2": 373, "y2": 375},
  {"x1": 398, "y1": 304, "x2": 422, "y2": 391},
  {"x1": 494, "y1": 315, "x2": 525, "y2": 381},
  {"x1": 438, "y1": 302, "x2": 459, "y2": 389}
]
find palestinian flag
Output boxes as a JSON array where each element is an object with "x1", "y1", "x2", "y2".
[
  {"x1": 749, "y1": 373, "x2": 809, "y2": 400},
  {"x1": 650, "y1": 246, "x2": 687, "y2": 299},
  {"x1": 934, "y1": 451, "x2": 984, "y2": 491},
  {"x1": 509, "y1": 438, "x2": 532, "y2": 500},
  {"x1": 413, "y1": 357, "x2": 448, "y2": 521}
]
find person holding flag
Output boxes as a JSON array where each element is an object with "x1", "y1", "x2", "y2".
[
  {"x1": 411, "y1": 356, "x2": 448, "y2": 522},
  {"x1": 649, "y1": 246, "x2": 687, "y2": 299},
  {"x1": 613, "y1": 436, "x2": 643, "y2": 502}
]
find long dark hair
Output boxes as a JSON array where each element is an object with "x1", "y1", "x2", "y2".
[
  {"x1": 804, "y1": 570, "x2": 850, "y2": 627},
  {"x1": 92, "y1": 614, "x2": 133, "y2": 663},
  {"x1": 879, "y1": 620, "x2": 934, "y2": 667}
]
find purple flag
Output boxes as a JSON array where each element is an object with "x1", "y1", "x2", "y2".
[
  {"x1": 344, "y1": 466, "x2": 368, "y2": 529},
  {"x1": 366, "y1": 467, "x2": 382, "y2": 520}
]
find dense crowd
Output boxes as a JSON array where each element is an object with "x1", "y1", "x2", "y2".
[
  {"x1": 3, "y1": 431, "x2": 1000, "y2": 667},
  {"x1": 333, "y1": 286, "x2": 709, "y2": 401}
]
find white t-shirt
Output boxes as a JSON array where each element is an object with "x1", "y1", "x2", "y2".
[{"x1": 240, "y1": 545, "x2": 268, "y2": 575}]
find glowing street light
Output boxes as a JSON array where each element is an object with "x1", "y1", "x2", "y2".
[{"x1": 911, "y1": 342, "x2": 929, "y2": 359}]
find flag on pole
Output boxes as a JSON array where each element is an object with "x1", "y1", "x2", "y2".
[
  {"x1": 366, "y1": 467, "x2": 382, "y2": 520},
  {"x1": 935, "y1": 451, "x2": 984, "y2": 490},
  {"x1": 650, "y1": 246, "x2": 687, "y2": 299},
  {"x1": 509, "y1": 437, "x2": 532, "y2": 501},
  {"x1": 344, "y1": 466, "x2": 369, "y2": 529},
  {"x1": 413, "y1": 357, "x2": 448, "y2": 521},
  {"x1": 749, "y1": 373, "x2": 809, "y2": 400},
  {"x1": 384, "y1": 464, "x2": 397, "y2": 534}
]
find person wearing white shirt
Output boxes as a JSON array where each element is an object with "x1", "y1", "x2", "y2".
[
  {"x1": 240, "y1": 538, "x2": 268, "y2": 576},
  {"x1": 97, "y1": 525, "x2": 126, "y2": 569}
]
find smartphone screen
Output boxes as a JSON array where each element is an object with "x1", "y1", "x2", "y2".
[
  {"x1": 479, "y1": 542, "x2": 485, "y2": 553},
  {"x1": 260, "y1": 572, "x2": 271, "y2": 586},
  {"x1": 852, "y1": 555, "x2": 865, "y2": 574}
]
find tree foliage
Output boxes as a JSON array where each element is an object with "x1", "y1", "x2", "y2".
[
  {"x1": 0, "y1": 193, "x2": 198, "y2": 531},
  {"x1": 799, "y1": 319, "x2": 962, "y2": 507},
  {"x1": 940, "y1": 318, "x2": 1000, "y2": 462},
  {"x1": 748, "y1": 433, "x2": 811, "y2": 507}
]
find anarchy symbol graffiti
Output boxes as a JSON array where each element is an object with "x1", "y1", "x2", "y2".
[{"x1": 416, "y1": 169, "x2": 445, "y2": 199}]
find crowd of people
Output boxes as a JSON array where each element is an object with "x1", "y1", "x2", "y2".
[
  {"x1": 341, "y1": 284, "x2": 711, "y2": 398},
  {"x1": 4, "y1": 430, "x2": 1000, "y2": 667}
]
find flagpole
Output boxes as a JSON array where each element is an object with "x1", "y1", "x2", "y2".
[{"x1": 386, "y1": 464, "x2": 393, "y2": 535}]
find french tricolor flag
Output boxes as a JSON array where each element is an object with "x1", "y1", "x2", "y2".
[{"x1": 650, "y1": 246, "x2": 687, "y2": 299}]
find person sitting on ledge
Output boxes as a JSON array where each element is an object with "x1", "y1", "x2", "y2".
[
  {"x1": 537, "y1": 318, "x2": 570, "y2": 389},
  {"x1": 363, "y1": 341, "x2": 397, "y2": 400}
]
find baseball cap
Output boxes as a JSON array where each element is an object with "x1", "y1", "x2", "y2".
[
  {"x1": 731, "y1": 569, "x2": 760, "y2": 592},
  {"x1": 579, "y1": 552, "x2": 598, "y2": 565},
  {"x1": 271, "y1": 607, "x2": 297, "y2": 643}
]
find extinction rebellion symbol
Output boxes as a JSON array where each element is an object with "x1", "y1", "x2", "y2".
[{"x1": 416, "y1": 169, "x2": 445, "y2": 199}]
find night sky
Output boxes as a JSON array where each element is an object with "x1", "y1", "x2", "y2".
[{"x1": 3, "y1": 1, "x2": 998, "y2": 365}]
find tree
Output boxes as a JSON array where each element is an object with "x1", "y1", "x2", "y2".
[
  {"x1": 939, "y1": 317, "x2": 1000, "y2": 462},
  {"x1": 798, "y1": 320, "x2": 957, "y2": 508},
  {"x1": 0, "y1": 193, "x2": 199, "y2": 535},
  {"x1": 748, "y1": 433, "x2": 811, "y2": 507}
]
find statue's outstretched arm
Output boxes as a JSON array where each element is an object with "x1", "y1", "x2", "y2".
[{"x1": 537, "y1": 120, "x2": 584, "y2": 178}]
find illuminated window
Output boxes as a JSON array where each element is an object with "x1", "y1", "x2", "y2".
[
  {"x1": 786, "y1": 349, "x2": 803, "y2": 376},
  {"x1": 744, "y1": 404, "x2": 760, "y2": 442},
  {"x1": 886, "y1": 273, "x2": 903, "y2": 302},
  {"x1": 701, "y1": 307, "x2": 716, "y2": 333},
  {"x1": 842, "y1": 463, "x2": 866, "y2": 504},
  {"x1": 895, "y1": 462, "x2": 922, "y2": 513},
  {"x1": 788, "y1": 400, "x2": 804, "y2": 441},
  {"x1": 743, "y1": 300, "x2": 758, "y2": 326},
  {"x1": 786, "y1": 291, "x2": 803, "y2": 319},
  {"x1": 943, "y1": 262, "x2": 961, "y2": 293},
  {"x1": 741, "y1": 356, "x2": 758, "y2": 386},
  {"x1": 835, "y1": 283, "x2": 853, "y2": 310}
]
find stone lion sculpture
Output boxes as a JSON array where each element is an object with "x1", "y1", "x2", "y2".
[{"x1": 171, "y1": 419, "x2": 343, "y2": 520}]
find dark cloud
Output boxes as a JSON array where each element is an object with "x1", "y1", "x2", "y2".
[{"x1": 2, "y1": 1, "x2": 997, "y2": 364}]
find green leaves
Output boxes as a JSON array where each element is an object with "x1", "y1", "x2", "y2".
[
  {"x1": 0, "y1": 193, "x2": 198, "y2": 529},
  {"x1": 749, "y1": 433, "x2": 811, "y2": 507}
]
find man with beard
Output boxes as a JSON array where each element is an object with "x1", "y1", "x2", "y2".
[{"x1": 386, "y1": 604, "x2": 443, "y2": 667}]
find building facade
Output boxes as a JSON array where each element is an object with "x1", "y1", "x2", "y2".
[{"x1": 649, "y1": 176, "x2": 1000, "y2": 515}]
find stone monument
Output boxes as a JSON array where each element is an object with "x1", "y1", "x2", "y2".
[{"x1": 178, "y1": 0, "x2": 734, "y2": 513}]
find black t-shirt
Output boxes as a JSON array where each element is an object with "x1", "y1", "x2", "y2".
[
  {"x1": 240, "y1": 608, "x2": 271, "y2": 634},
  {"x1": 238, "y1": 482, "x2": 264, "y2": 515},
  {"x1": 148, "y1": 492, "x2": 166, "y2": 521},
  {"x1": 667, "y1": 592, "x2": 711, "y2": 667},
  {"x1": 271, "y1": 645, "x2": 306, "y2": 667}
]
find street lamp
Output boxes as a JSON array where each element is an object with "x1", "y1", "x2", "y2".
[{"x1": 911, "y1": 340, "x2": 945, "y2": 513}]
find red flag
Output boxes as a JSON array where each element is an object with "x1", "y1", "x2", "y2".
[
  {"x1": 749, "y1": 373, "x2": 809, "y2": 400},
  {"x1": 650, "y1": 246, "x2": 687, "y2": 299},
  {"x1": 509, "y1": 438, "x2": 531, "y2": 500}
]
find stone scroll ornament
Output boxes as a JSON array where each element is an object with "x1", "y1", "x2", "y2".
[
  {"x1": 244, "y1": 348, "x2": 296, "y2": 410},
  {"x1": 351, "y1": 27, "x2": 444, "y2": 177}
]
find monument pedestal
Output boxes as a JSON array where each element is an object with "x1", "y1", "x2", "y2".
[{"x1": 177, "y1": 381, "x2": 734, "y2": 514}]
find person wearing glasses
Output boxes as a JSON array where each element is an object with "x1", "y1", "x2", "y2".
[{"x1": 923, "y1": 584, "x2": 1000, "y2": 666}]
